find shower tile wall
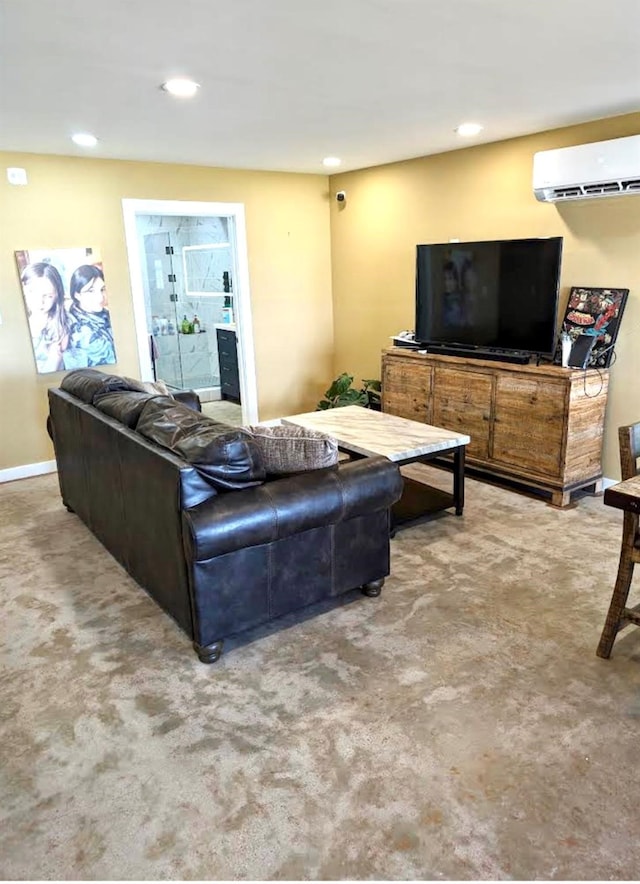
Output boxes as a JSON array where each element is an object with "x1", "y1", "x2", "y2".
[{"x1": 136, "y1": 214, "x2": 234, "y2": 390}]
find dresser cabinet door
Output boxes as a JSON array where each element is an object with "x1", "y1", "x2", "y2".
[
  {"x1": 382, "y1": 357, "x2": 432, "y2": 423},
  {"x1": 492, "y1": 375, "x2": 565, "y2": 477},
  {"x1": 216, "y1": 328, "x2": 240, "y2": 400},
  {"x1": 431, "y1": 366, "x2": 492, "y2": 461}
]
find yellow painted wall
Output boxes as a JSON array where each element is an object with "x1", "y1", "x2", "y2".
[
  {"x1": 329, "y1": 113, "x2": 640, "y2": 479},
  {"x1": 0, "y1": 154, "x2": 333, "y2": 472},
  {"x1": 2, "y1": 113, "x2": 639, "y2": 481}
]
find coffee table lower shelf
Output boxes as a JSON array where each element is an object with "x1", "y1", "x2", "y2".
[
  {"x1": 279, "y1": 406, "x2": 469, "y2": 528},
  {"x1": 392, "y1": 477, "x2": 457, "y2": 525}
]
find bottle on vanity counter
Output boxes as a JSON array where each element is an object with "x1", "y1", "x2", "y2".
[
  {"x1": 192, "y1": 314, "x2": 201, "y2": 334},
  {"x1": 222, "y1": 296, "x2": 234, "y2": 324}
]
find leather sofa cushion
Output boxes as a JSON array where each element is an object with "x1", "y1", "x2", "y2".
[
  {"x1": 93, "y1": 390, "x2": 156, "y2": 428},
  {"x1": 61, "y1": 368, "x2": 131, "y2": 403},
  {"x1": 137, "y1": 396, "x2": 265, "y2": 491},
  {"x1": 246, "y1": 424, "x2": 338, "y2": 474}
]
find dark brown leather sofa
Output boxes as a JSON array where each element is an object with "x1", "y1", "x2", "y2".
[{"x1": 47, "y1": 370, "x2": 403, "y2": 662}]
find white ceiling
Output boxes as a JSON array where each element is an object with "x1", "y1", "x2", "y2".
[{"x1": 1, "y1": 0, "x2": 639, "y2": 174}]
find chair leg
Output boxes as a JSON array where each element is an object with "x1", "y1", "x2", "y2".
[{"x1": 597, "y1": 548, "x2": 635, "y2": 659}]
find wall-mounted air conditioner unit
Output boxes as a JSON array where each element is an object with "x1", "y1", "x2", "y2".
[{"x1": 533, "y1": 134, "x2": 640, "y2": 202}]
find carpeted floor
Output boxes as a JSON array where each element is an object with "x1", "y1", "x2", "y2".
[
  {"x1": 201, "y1": 400, "x2": 244, "y2": 425},
  {"x1": 2, "y1": 468, "x2": 640, "y2": 880}
]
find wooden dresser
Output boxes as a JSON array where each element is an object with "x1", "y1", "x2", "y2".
[
  {"x1": 216, "y1": 327, "x2": 240, "y2": 403},
  {"x1": 381, "y1": 348, "x2": 609, "y2": 506}
]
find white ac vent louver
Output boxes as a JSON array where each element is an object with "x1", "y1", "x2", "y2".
[{"x1": 533, "y1": 134, "x2": 640, "y2": 202}]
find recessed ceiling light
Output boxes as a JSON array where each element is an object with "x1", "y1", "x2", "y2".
[
  {"x1": 161, "y1": 77, "x2": 200, "y2": 98},
  {"x1": 71, "y1": 132, "x2": 98, "y2": 148},
  {"x1": 455, "y1": 122, "x2": 483, "y2": 137},
  {"x1": 323, "y1": 156, "x2": 342, "y2": 168}
]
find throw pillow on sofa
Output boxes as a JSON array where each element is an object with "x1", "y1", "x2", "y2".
[
  {"x1": 246, "y1": 424, "x2": 339, "y2": 474},
  {"x1": 122, "y1": 377, "x2": 201, "y2": 412},
  {"x1": 122, "y1": 376, "x2": 172, "y2": 397},
  {"x1": 137, "y1": 397, "x2": 265, "y2": 491}
]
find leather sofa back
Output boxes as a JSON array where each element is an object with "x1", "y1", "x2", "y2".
[{"x1": 61, "y1": 369, "x2": 131, "y2": 403}]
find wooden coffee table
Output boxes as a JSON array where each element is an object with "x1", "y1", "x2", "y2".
[{"x1": 282, "y1": 405, "x2": 470, "y2": 524}]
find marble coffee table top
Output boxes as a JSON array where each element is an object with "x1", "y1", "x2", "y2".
[{"x1": 282, "y1": 405, "x2": 470, "y2": 461}]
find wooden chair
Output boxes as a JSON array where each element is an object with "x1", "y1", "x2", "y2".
[{"x1": 597, "y1": 423, "x2": 640, "y2": 658}]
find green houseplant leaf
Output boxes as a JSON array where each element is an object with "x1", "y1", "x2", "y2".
[
  {"x1": 317, "y1": 373, "x2": 381, "y2": 410},
  {"x1": 362, "y1": 378, "x2": 382, "y2": 409}
]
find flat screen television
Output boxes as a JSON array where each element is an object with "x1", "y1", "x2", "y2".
[{"x1": 415, "y1": 237, "x2": 563, "y2": 359}]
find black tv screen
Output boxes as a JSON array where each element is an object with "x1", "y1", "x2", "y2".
[{"x1": 415, "y1": 237, "x2": 563, "y2": 358}]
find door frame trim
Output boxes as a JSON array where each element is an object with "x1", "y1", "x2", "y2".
[{"x1": 121, "y1": 197, "x2": 258, "y2": 424}]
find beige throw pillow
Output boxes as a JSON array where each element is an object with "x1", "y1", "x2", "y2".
[
  {"x1": 247, "y1": 424, "x2": 339, "y2": 474},
  {"x1": 123, "y1": 376, "x2": 172, "y2": 397}
]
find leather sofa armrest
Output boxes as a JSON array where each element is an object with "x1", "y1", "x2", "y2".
[
  {"x1": 174, "y1": 390, "x2": 202, "y2": 412},
  {"x1": 182, "y1": 455, "x2": 402, "y2": 561}
]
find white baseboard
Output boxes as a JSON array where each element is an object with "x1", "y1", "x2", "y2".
[
  {"x1": 0, "y1": 460, "x2": 57, "y2": 484},
  {"x1": 602, "y1": 476, "x2": 618, "y2": 490}
]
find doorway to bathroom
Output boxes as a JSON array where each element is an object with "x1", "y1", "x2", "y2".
[{"x1": 122, "y1": 198, "x2": 258, "y2": 425}]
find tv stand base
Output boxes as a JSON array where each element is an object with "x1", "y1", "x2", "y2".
[
  {"x1": 382, "y1": 349, "x2": 610, "y2": 508},
  {"x1": 423, "y1": 345, "x2": 530, "y2": 365}
]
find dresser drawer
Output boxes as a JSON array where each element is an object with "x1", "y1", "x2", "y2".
[
  {"x1": 216, "y1": 328, "x2": 236, "y2": 347},
  {"x1": 216, "y1": 327, "x2": 240, "y2": 401}
]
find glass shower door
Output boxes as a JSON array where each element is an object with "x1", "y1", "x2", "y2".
[
  {"x1": 143, "y1": 231, "x2": 183, "y2": 388},
  {"x1": 137, "y1": 214, "x2": 237, "y2": 396}
]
